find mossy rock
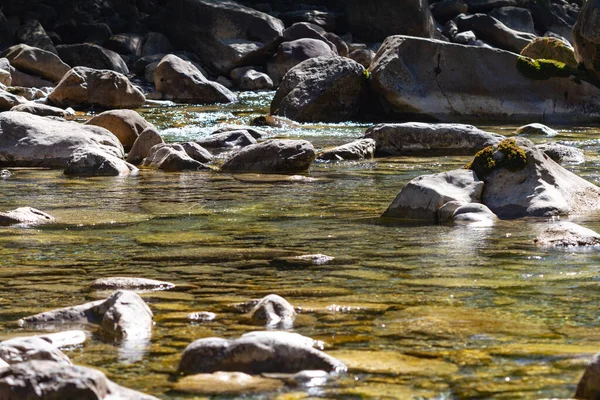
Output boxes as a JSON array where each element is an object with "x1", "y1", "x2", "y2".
[
  {"x1": 520, "y1": 37, "x2": 578, "y2": 69},
  {"x1": 466, "y1": 138, "x2": 527, "y2": 179},
  {"x1": 516, "y1": 56, "x2": 579, "y2": 81}
]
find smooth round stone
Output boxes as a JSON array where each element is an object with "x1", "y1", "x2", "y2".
[
  {"x1": 173, "y1": 371, "x2": 284, "y2": 394},
  {"x1": 516, "y1": 123, "x2": 558, "y2": 136}
]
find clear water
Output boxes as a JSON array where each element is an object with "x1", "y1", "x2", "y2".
[{"x1": 3, "y1": 92, "x2": 600, "y2": 399}]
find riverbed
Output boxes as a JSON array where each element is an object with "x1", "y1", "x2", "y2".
[{"x1": 2, "y1": 92, "x2": 600, "y2": 399}]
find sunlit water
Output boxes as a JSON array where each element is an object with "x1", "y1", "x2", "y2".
[{"x1": 3, "y1": 92, "x2": 600, "y2": 399}]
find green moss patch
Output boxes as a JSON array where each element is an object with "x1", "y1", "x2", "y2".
[
  {"x1": 466, "y1": 139, "x2": 527, "y2": 179},
  {"x1": 516, "y1": 56, "x2": 578, "y2": 81}
]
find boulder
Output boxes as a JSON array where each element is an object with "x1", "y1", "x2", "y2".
[
  {"x1": 239, "y1": 70, "x2": 273, "y2": 91},
  {"x1": 576, "y1": 353, "x2": 600, "y2": 399},
  {"x1": 516, "y1": 123, "x2": 558, "y2": 136},
  {"x1": 15, "y1": 20, "x2": 57, "y2": 54},
  {"x1": 49, "y1": 67, "x2": 145, "y2": 110},
  {"x1": 85, "y1": 110, "x2": 153, "y2": 151},
  {"x1": 267, "y1": 39, "x2": 337, "y2": 86},
  {"x1": 489, "y1": 6, "x2": 536, "y2": 34},
  {"x1": 248, "y1": 294, "x2": 296, "y2": 328},
  {"x1": 536, "y1": 143, "x2": 585, "y2": 164},
  {"x1": 104, "y1": 33, "x2": 143, "y2": 57},
  {"x1": 221, "y1": 139, "x2": 316, "y2": 173},
  {"x1": 142, "y1": 32, "x2": 174, "y2": 57},
  {"x1": 369, "y1": 35, "x2": 600, "y2": 123},
  {"x1": 211, "y1": 125, "x2": 266, "y2": 140},
  {"x1": 7, "y1": 87, "x2": 47, "y2": 101},
  {"x1": 178, "y1": 331, "x2": 346, "y2": 375},
  {"x1": 166, "y1": 0, "x2": 284, "y2": 74},
  {"x1": 0, "y1": 207, "x2": 54, "y2": 226},
  {"x1": 196, "y1": 130, "x2": 257, "y2": 149},
  {"x1": 1, "y1": 44, "x2": 70, "y2": 84},
  {"x1": 520, "y1": 37, "x2": 577, "y2": 69},
  {"x1": 535, "y1": 221, "x2": 600, "y2": 247},
  {"x1": 271, "y1": 56, "x2": 367, "y2": 122},
  {"x1": 91, "y1": 277, "x2": 175, "y2": 291},
  {"x1": 126, "y1": 128, "x2": 164, "y2": 165},
  {"x1": 0, "y1": 337, "x2": 71, "y2": 366},
  {"x1": 450, "y1": 203, "x2": 497, "y2": 225},
  {"x1": 282, "y1": 23, "x2": 337, "y2": 54},
  {"x1": 10, "y1": 103, "x2": 71, "y2": 118},
  {"x1": 141, "y1": 144, "x2": 210, "y2": 172},
  {"x1": 430, "y1": 0, "x2": 468, "y2": 24},
  {"x1": 56, "y1": 43, "x2": 129, "y2": 74},
  {"x1": 574, "y1": 0, "x2": 600, "y2": 83},
  {"x1": 0, "y1": 111, "x2": 124, "y2": 168},
  {"x1": 154, "y1": 55, "x2": 236, "y2": 104},
  {"x1": 317, "y1": 138, "x2": 376, "y2": 161},
  {"x1": 0, "y1": 62, "x2": 11, "y2": 86},
  {"x1": 348, "y1": 49, "x2": 375, "y2": 68},
  {"x1": 0, "y1": 90, "x2": 27, "y2": 111},
  {"x1": 383, "y1": 169, "x2": 483, "y2": 221},
  {"x1": 469, "y1": 138, "x2": 600, "y2": 218},
  {"x1": 363, "y1": 123, "x2": 503, "y2": 156},
  {"x1": 0, "y1": 361, "x2": 159, "y2": 400},
  {"x1": 9, "y1": 68, "x2": 53, "y2": 88},
  {"x1": 324, "y1": 33, "x2": 348, "y2": 57},
  {"x1": 180, "y1": 142, "x2": 213, "y2": 164},
  {"x1": 174, "y1": 371, "x2": 283, "y2": 395},
  {"x1": 279, "y1": 10, "x2": 338, "y2": 32},
  {"x1": 344, "y1": 0, "x2": 435, "y2": 42},
  {"x1": 64, "y1": 149, "x2": 138, "y2": 177},
  {"x1": 454, "y1": 14, "x2": 535, "y2": 53}
]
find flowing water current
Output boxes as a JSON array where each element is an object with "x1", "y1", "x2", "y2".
[{"x1": 3, "y1": 92, "x2": 600, "y2": 399}]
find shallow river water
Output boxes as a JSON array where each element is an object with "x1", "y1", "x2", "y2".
[{"x1": 3, "y1": 92, "x2": 600, "y2": 399}]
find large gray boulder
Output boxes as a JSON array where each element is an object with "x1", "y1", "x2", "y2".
[
  {"x1": 535, "y1": 221, "x2": 600, "y2": 247},
  {"x1": 166, "y1": 0, "x2": 284, "y2": 74},
  {"x1": 0, "y1": 207, "x2": 54, "y2": 226},
  {"x1": 454, "y1": 13, "x2": 536, "y2": 53},
  {"x1": 317, "y1": 139, "x2": 376, "y2": 161},
  {"x1": 0, "y1": 337, "x2": 71, "y2": 366},
  {"x1": 382, "y1": 169, "x2": 484, "y2": 221},
  {"x1": 154, "y1": 55, "x2": 236, "y2": 104},
  {"x1": 369, "y1": 35, "x2": 600, "y2": 123},
  {"x1": 267, "y1": 39, "x2": 337, "y2": 86},
  {"x1": 0, "y1": 44, "x2": 70, "y2": 84},
  {"x1": 85, "y1": 110, "x2": 153, "y2": 152},
  {"x1": 56, "y1": 43, "x2": 129, "y2": 74},
  {"x1": 0, "y1": 111, "x2": 124, "y2": 168},
  {"x1": 363, "y1": 123, "x2": 503, "y2": 156},
  {"x1": 178, "y1": 331, "x2": 346, "y2": 375},
  {"x1": 536, "y1": 143, "x2": 585, "y2": 165},
  {"x1": 49, "y1": 67, "x2": 145, "y2": 110},
  {"x1": 64, "y1": 149, "x2": 139, "y2": 177},
  {"x1": 0, "y1": 361, "x2": 159, "y2": 400},
  {"x1": 271, "y1": 56, "x2": 367, "y2": 123},
  {"x1": 10, "y1": 103, "x2": 71, "y2": 118},
  {"x1": 574, "y1": 0, "x2": 600, "y2": 83},
  {"x1": 141, "y1": 143, "x2": 210, "y2": 172},
  {"x1": 221, "y1": 139, "x2": 316, "y2": 173},
  {"x1": 344, "y1": 0, "x2": 435, "y2": 42}
]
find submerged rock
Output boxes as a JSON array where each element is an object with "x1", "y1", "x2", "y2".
[
  {"x1": 91, "y1": 277, "x2": 175, "y2": 292},
  {"x1": 0, "y1": 207, "x2": 54, "y2": 226},
  {"x1": 249, "y1": 294, "x2": 296, "y2": 328},
  {"x1": 450, "y1": 203, "x2": 498, "y2": 226},
  {"x1": 188, "y1": 312, "x2": 216, "y2": 322},
  {"x1": 178, "y1": 331, "x2": 346, "y2": 375},
  {"x1": 317, "y1": 139, "x2": 376, "y2": 161},
  {"x1": 174, "y1": 371, "x2": 284, "y2": 395},
  {"x1": 221, "y1": 139, "x2": 316, "y2": 173},
  {"x1": 534, "y1": 222, "x2": 600, "y2": 247}
]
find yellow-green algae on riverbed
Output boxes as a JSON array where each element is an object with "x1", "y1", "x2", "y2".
[{"x1": 3, "y1": 92, "x2": 600, "y2": 399}]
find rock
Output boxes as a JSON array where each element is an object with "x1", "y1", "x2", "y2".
[
  {"x1": 248, "y1": 294, "x2": 296, "y2": 328},
  {"x1": 166, "y1": 0, "x2": 284, "y2": 74},
  {"x1": 470, "y1": 138, "x2": 600, "y2": 218},
  {"x1": 363, "y1": 123, "x2": 503, "y2": 156},
  {"x1": 33, "y1": 331, "x2": 87, "y2": 348},
  {"x1": 270, "y1": 254, "x2": 336, "y2": 268},
  {"x1": 7, "y1": 87, "x2": 47, "y2": 101},
  {"x1": 0, "y1": 337, "x2": 71, "y2": 366},
  {"x1": 454, "y1": 14, "x2": 535, "y2": 53},
  {"x1": 520, "y1": 37, "x2": 577, "y2": 69},
  {"x1": 64, "y1": 149, "x2": 138, "y2": 177},
  {"x1": 126, "y1": 128, "x2": 164, "y2": 165},
  {"x1": 382, "y1": 169, "x2": 483, "y2": 221},
  {"x1": 324, "y1": 32, "x2": 348, "y2": 57},
  {"x1": 0, "y1": 361, "x2": 159, "y2": 399},
  {"x1": 211, "y1": 125, "x2": 266, "y2": 140},
  {"x1": 196, "y1": 130, "x2": 257, "y2": 149},
  {"x1": 271, "y1": 56, "x2": 367, "y2": 122},
  {"x1": 1, "y1": 44, "x2": 70, "y2": 84},
  {"x1": 0, "y1": 90, "x2": 27, "y2": 111},
  {"x1": 188, "y1": 312, "x2": 216, "y2": 322},
  {"x1": 0, "y1": 111, "x2": 124, "y2": 168},
  {"x1": 451, "y1": 203, "x2": 497, "y2": 226},
  {"x1": 239, "y1": 69, "x2": 273, "y2": 91},
  {"x1": 430, "y1": 0, "x2": 468, "y2": 24},
  {"x1": 348, "y1": 49, "x2": 375, "y2": 68},
  {"x1": 489, "y1": 6, "x2": 536, "y2": 34},
  {"x1": 1, "y1": 169, "x2": 12, "y2": 179},
  {"x1": 105, "y1": 33, "x2": 143, "y2": 57},
  {"x1": 141, "y1": 143, "x2": 210, "y2": 172},
  {"x1": 267, "y1": 39, "x2": 337, "y2": 86},
  {"x1": 15, "y1": 20, "x2": 57, "y2": 54},
  {"x1": 369, "y1": 35, "x2": 600, "y2": 123},
  {"x1": 576, "y1": 352, "x2": 600, "y2": 399},
  {"x1": 0, "y1": 207, "x2": 54, "y2": 226},
  {"x1": 317, "y1": 139, "x2": 376, "y2": 161},
  {"x1": 221, "y1": 139, "x2": 316, "y2": 173},
  {"x1": 49, "y1": 67, "x2": 145, "y2": 110},
  {"x1": 282, "y1": 23, "x2": 337, "y2": 54},
  {"x1": 516, "y1": 123, "x2": 558, "y2": 136},
  {"x1": 180, "y1": 142, "x2": 213, "y2": 164},
  {"x1": 344, "y1": 0, "x2": 436, "y2": 42},
  {"x1": 536, "y1": 143, "x2": 585, "y2": 164},
  {"x1": 174, "y1": 371, "x2": 284, "y2": 395},
  {"x1": 279, "y1": 10, "x2": 338, "y2": 32},
  {"x1": 178, "y1": 331, "x2": 346, "y2": 375},
  {"x1": 250, "y1": 115, "x2": 300, "y2": 128},
  {"x1": 56, "y1": 43, "x2": 129, "y2": 74},
  {"x1": 573, "y1": 0, "x2": 600, "y2": 83},
  {"x1": 535, "y1": 221, "x2": 600, "y2": 247},
  {"x1": 85, "y1": 110, "x2": 153, "y2": 152},
  {"x1": 142, "y1": 32, "x2": 174, "y2": 57},
  {"x1": 9, "y1": 68, "x2": 53, "y2": 88},
  {"x1": 154, "y1": 55, "x2": 236, "y2": 104},
  {"x1": 452, "y1": 30, "x2": 479, "y2": 45},
  {"x1": 92, "y1": 277, "x2": 175, "y2": 291},
  {"x1": 10, "y1": 103, "x2": 70, "y2": 118}
]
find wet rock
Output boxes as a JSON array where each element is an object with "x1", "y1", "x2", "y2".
[
  {"x1": 0, "y1": 336, "x2": 71, "y2": 366},
  {"x1": 0, "y1": 207, "x2": 54, "y2": 226},
  {"x1": 267, "y1": 39, "x2": 337, "y2": 86},
  {"x1": 317, "y1": 139, "x2": 376, "y2": 161},
  {"x1": 188, "y1": 312, "x2": 216, "y2": 322},
  {"x1": 250, "y1": 115, "x2": 300, "y2": 128},
  {"x1": 0, "y1": 111, "x2": 124, "y2": 168},
  {"x1": 575, "y1": 352, "x2": 600, "y2": 399},
  {"x1": 271, "y1": 56, "x2": 367, "y2": 122},
  {"x1": 1, "y1": 169, "x2": 11, "y2": 178},
  {"x1": 348, "y1": 49, "x2": 375, "y2": 68},
  {"x1": 33, "y1": 331, "x2": 87, "y2": 348},
  {"x1": 10, "y1": 103, "x2": 71, "y2": 118},
  {"x1": 126, "y1": 128, "x2": 164, "y2": 165},
  {"x1": 49, "y1": 67, "x2": 145, "y2": 110},
  {"x1": 382, "y1": 169, "x2": 483, "y2": 221},
  {"x1": 536, "y1": 143, "x2": 585, "y2": 165},
  {"x1": 154, "y1": 55, "x2": 236, "y2": 104},
  {"x1": 211, "y1": 125, "x2": 267, "y2": 140},
  {"x1": 1, "y1": 44, "x2": 69, "y2": 84},
  {"x1": 0, "y1": 360, "x2": 159, "y2": 399},
  {"x1": 573, "y1": 0, "x2": 600, "y2": 84},
  {"x1": 239, "y1": 69, "x2": 273, "y2": 91},
  {"x1": 364, "y1": 123, "x2": 503, "y2": 156},
  {"x1": 270, "y1": 254, "x2": 336, "y2": 268},
  {"x1": 56, "y1": 43, "x2": 129, "y2": 74},
  {"x1": 92, "y1": 277, "x2": 175, "y2": 291},
  {"x1": 0, "y1": 90, "x2": 27, "y2": 111},
  {"x1": 64, "y1": 149, "x2": 138, "y2": 177},
  {"x1": 142, "y1": 143, "x2": 210, "y2": 172},
  {"x1": 180, "y1": 142, "x2": 213, "y2": 164},
  {"x1": 249, "y1": 294, "x2": 296, "y2": 328},
  {"x1": 85, "y1": 110, "x2": 154, "y2": 152},
  {"x1": 451, "y1": 203, "x2": 497, "y2": 226},
  {"x1": 221, "y1": 139, "x2": 316, "y2": 173},
  {"x1": 516, "y1": 123, "x2": 558, "y2": 136},
  {"x1": 178, "y1": 331, "x2": 346, "y2": 375},
  {"x1": 174, "y1": 371, "x2": 284, "y2": 395},
  {"x1": 534, "y1": 222, "x2": 600, "y2": 247},
  {"x1": 196, "y1": 130, "x2": 257, "y2": 149}
]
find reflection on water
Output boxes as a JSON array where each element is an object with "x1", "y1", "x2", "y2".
[{"x1": 2, "y1": 93, "x2": 600, "y2": 398}]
